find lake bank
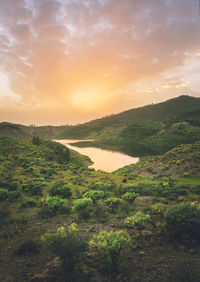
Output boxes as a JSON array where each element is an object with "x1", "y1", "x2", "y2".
[{"x1": 55, "y1": 139, "x2": 139, "y2": 172}]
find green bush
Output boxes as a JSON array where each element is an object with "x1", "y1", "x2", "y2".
[
  {"x1": 41, "y1": 224, "x2": 88, "y2": 281},
  {"x1": 89, "y1": 230, "x2": 131, "y2": 278},
  {"x1": 151, "y1": 203, "x2": 167, "y2": 216},
  {"x1": 126, "y1": 212, "x2": 150, "y2": 234},
  {"x1": 48, "y1": 181, "x2": 72, "y2": 199},
  {"x1": 104, "y1": 197, "x2": 123, "y2": 212},
  {"x1": 72, "y1": 198, "x2": 93, "y2": 219},
  {"x1": 165, "y1": 204, "x2": 200, "y2": 241},
  {"x1": 41, "y1": 196, "x2": 69, "y2": 215},
  {"x1": 82, "y1": 190, "x2": 106, "y2": 203},
  {"x1": 122, "y1": 192, "x2": 138, "y2": 203},
  {"x1": 73, "y1": 198, "x2": 92, "y2": 211}
]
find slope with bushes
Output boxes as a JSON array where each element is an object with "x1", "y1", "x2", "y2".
[
  {"x1": 0, "y1": 136, "x2": 200, "y2": 281},
  {"x1": 115, "y1": 142, "x2": 200, "y2": 178}
]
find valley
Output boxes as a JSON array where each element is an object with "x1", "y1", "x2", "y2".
[{"x1": 0, "y1": 96, "x2": 200, "y2": 281}]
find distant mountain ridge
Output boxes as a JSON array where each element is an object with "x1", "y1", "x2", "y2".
[
  {"x1": 1, "y1": 95, "x2": 200, "y2": 156},
  {"x1": 58, "y1": 95, "x2": 200, "y2": 138}
]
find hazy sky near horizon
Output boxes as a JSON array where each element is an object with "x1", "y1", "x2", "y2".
[{"x1": 0, "y1": 0, "x2": 200, "y2": 125}]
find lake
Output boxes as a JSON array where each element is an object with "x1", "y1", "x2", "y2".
[{"x1": 55, "y1": 139, "x2": 139, "y2": 172}]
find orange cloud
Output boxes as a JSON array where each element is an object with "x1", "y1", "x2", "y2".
[{"x1": 0, "y1": 0, "x2": 200, "y2": 124}]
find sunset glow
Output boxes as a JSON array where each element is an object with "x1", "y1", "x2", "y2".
[{"x1": 0, "y1": 0, "x2": 200, "y2": 125}]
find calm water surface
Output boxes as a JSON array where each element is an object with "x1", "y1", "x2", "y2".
[{"x1": 56, "y1": 139, "x2": 139, "y2": 172}]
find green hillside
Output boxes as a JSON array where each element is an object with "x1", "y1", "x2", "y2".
[
  {"x1": 0, "y1": 137, "x2": 200, "y2": 281},
  {"x1": 59, "y1": 95, "x2": 200, "y2": 138},
  {"x1": 0, "y1": 122, "x2": 70, "y2": 140},
  {"x1": 1, "y1": 96, "x2": 200, "y2": 156},
  {"x1": 115, "y1": 142, "x2": 200, "y2": 179},
  {"x1": 63, "y1": 96, "x2": 200, "y2": 156}
]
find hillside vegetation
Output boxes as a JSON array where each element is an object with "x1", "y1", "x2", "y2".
[
  {"x1": 0, "y1": 137, "x2": 200, "y2": 281},
  {"x1": 59, "y1": 95, "x2": 200, "y2": 155},
  {"x1": 115, "y1": 142, "x2": 200, "y2": 179},
  {"x1": 1, "y1": 96, "x2": 200, "y2": 156}
]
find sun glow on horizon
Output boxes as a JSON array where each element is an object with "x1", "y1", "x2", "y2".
[
  {"x1": 70, "y1": 87, "x2": 107, "y2": 111},
  {"x1": 0, "y1": 0, "x2": 200, "y2": 124}
]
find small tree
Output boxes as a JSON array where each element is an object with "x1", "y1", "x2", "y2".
[
  {"x1": 122, "y1": 192, "x2": 138, "y2": 203},
  {"x1": 41, "y1": 196, "x2": 69, "y2": 216},
  {"x1": 82, "y1": 190, "x2": 106, "y2": 203},
  {"x1": 126, "y1": 212, "x2": 150, "y2": 235},
  {"x1": 41, "y1": 224, "x2": 88, "y2": 281},
  {"x1": 72, "y1": 198, "x2": 93, "y2": 219},
  {"x1": 104, "y1": 197, "x2": 122, "y2": 213},
  {"x1": 89, "y1": 230, "x2": 131, "y2": 279}
]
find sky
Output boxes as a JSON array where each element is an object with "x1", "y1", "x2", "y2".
[{"x1": 0, "y1": 0, "x2": 200, "y2": 125}]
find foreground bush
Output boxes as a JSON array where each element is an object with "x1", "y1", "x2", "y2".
[
  {"x1": 165, "y1": 204, "x2": 200, "y2": 241},
  {"x1": 89, "y1": 230, "x2": 131, "y2": 279},
  {"x1": 41, "y1": 224, "x2": 88, "y2": 281}
]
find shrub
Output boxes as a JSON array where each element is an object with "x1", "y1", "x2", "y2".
[
  {"x1": 82, "y1": 190, "x2": 106, "y2": 203},
  {"x1": 48, "y1": 181, "x2": 72, "y2": 199},
  {"x1": 122, "y1": 192, "x2": 138, "y2": 203},
  {"x1": 72, "y1": 198, "x2": 93, "y2": 219},
  {"x1": 41, "y1": 224, "x2": 88, "y2": 281},
  {"x1": 165, "y1": 204, "x2": 200, "y2": 241},
  {"x1": 41, "y1": 196, "x2": 69, "y2": 216},
  {"x1": 89, "y1": 230, "x2": 131, "y2": 278},
  {"x1": 126, "y1": 212, "x2": 150, "y2": 234},
  {"x1": 151, "y1": 203, "x2": 167, "y2": 216},
  {"x1": 104, "y1": 197, "x2": 122, "y2": 212}
]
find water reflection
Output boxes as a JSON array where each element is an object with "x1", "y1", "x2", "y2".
[{"x1": 56, "y1": 139, "x2": 139, "y2": 172}]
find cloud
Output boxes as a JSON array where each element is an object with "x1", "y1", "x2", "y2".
[{"x1": 0, "y1": 0, "x2": 200, "y2": 124}]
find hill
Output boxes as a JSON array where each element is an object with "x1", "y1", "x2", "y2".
[
  {"x1": 1, "y1": 96, "x2": 200, "y2": 156},
  {"x1": 64, "y1": 96, "x2": 200, "y2": 156},
  {"x1": 0, "y1": 136, "x2": 200, "y2": 281},
  {"x1": 0, "y1": 122, "x2": 70, "y2": 139},
  {"x1": 59, "y1": 95, "x2": 200, "y2": 138},
  {"x1": 115, "y1": 142, "x2": 200, "y2": 178}
]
